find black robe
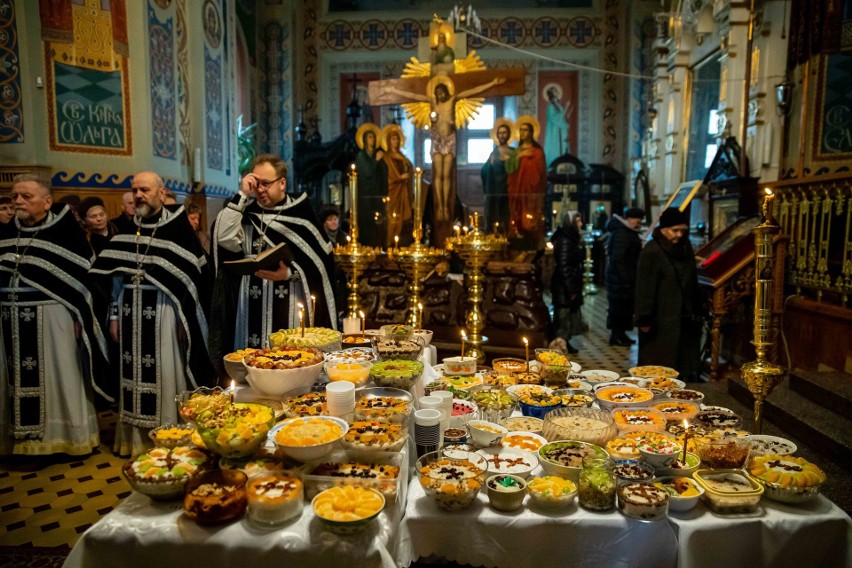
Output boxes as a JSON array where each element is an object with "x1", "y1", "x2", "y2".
[
  {"x1": 210, "y1": 192, "x2": 337, "y2": 365},
  {"x1": 605, "y1": 215, "x2": 642, "y2": 331},
  {"x1": 635, "y1": 228, "x2": 703, "y2": 378},
  {"x1": 0, "y1": 204, "x2": 113, "y2": 432}
]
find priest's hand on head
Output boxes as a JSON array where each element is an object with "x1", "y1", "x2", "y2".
[
  {"x1": 255, "y1": 260, "x2": 290, "y2": 282},
  {"x1": 239, "y1": 173, "x2": 258, "y2": 197}
]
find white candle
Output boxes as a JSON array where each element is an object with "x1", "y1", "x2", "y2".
[
  {"x1": 523, "y1": 337, "x2": 529, "y2": 372},
  {"x1": 342, "y1": 316, "x2": 360, "y2": 334},
  {"x1": 358, "y1": 310, "x2": 365, "y2": 333},
  {"x1": 460, "y1": 330, "x2": 467, "y2": 360},
  {"x1": 349, "y1": 164, "x2": 358, "y2": 242},
  {"x1": 310, "y1": 294, "x2": 316, "y2": 328}
]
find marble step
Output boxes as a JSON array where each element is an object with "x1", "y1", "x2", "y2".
[
  {"x1": 727, "y1": 375, "x2": 852, "y2": 468},
  {"x1": 788, "y1": 369, "x2": 852, "y2": 419}
]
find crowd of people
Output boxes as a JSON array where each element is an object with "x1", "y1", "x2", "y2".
[{"x1": 0, "y1": 157, "x2": 703, "y2": 460}]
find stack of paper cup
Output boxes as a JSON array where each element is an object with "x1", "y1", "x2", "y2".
[
  {"x1": 430, "y1": 390, "x2": 454, "y2": 438},
  {"x1": 413, "y1": 409, "x2": 441, "y2": 458},
  {"x1": 418, "y1": 396, "x2": 446, "y2": 447},
  {"x1": 326, "y1": 382, "x2": 355, "y2": 417}
]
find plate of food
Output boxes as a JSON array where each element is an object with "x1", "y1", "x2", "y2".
[{"x1": 628, "y1": 366, "x2": 679, "y2": 379}]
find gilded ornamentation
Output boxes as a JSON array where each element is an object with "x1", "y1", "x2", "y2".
[{"x1": 176, "y1": 0, "x2": 190, "y2": 165}]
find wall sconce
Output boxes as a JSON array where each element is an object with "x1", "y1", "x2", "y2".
[{"x1": 775, "y1": 81, "x2": 793, "y2": 116}]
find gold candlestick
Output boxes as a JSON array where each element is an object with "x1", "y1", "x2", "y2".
[
  {"x1": 349, "y1": 164, "x2": 358, "y2": 243},
  {"x1": 413, "y1": 167, "x2": 423, "y2": 244},
  {"x1": 740, "y1": 188, "x2": 785, "y2": 434}
]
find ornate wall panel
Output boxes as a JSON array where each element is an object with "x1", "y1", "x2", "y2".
[
  {"x1": 205, "y1": 46, "x2": 223, "y2": 170},
  {"x1": 148, "y1": 1, "x2": 176, "y2": 160},
  {"x1": 600, "y1": 0, "x2": 621, "y2": 165},
  {"x1": 0, "y1": 0, "x2": 23, "y2": 143},
  {"x1": 176, "y1": 0, "x2": 190, "y2": 165},
  {"x1": 258, "y1": 21, "x2": 291, "y2": 159}
]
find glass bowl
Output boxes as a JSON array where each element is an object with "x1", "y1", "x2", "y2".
[
  {"x1": 312, "y1": 486, "x2": 385, "y2": 534},
  {"x1": 370, "y1": 336, "x2": 424, "y2": 361},
  {"x1": 693, "y1": 409, "x2": 744, "y2": 431},
  {"x1": 122, "y1": 446, "x2": 215, "y2": 500},
  {"x1": 694, "y1": 435, "x2": 752, "y2": 469},
  {"x1": 176, "y1": 387, "x2": 229, "y2": 424},
  {"x1": 526, "y1": 475, "x2": 578, "y2": 510},
  {"x1": 467, "y1": 385, "x2": 517, "y2": 423},
  {"x1": 183, "y1": 468, "x2": 249, "y2": 524},
  {"x1": 369, "y1": 359, "x2": 424, "y2": 390},
  {"x1": 416, "y1": 449, "x2": 488, "y2": 511},
  {"x1": 541, "y1": 407, "x2": 618, "y2": 445},
  {"x1": 195, "y1": 402, "x2": 276, "y2": 458},
  {"x1": 537, "y1": 440, "x2": 608, "y2": 482},
  {"x1": 324, "y1": 359, "x2": 372, "y2": 388},
  {"x1": 148, "y1": 423, "x2": 195, "y2": 448},
  {"x1": 269, "y1": 415, "x2": 349, "y2": 462}
]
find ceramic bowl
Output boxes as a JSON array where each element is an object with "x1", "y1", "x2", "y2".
[
  {"x1": 443, "y1": 356, "x2": 477, "y2": 376},
  {"x1": 595, "y1": 385, "x2": 655, "y2": 412},
  {"x1": 477, "y1": 447, "x2": 538, "y2": 479},
  {"x1": 653, "y1": 452, "x2": 701, "y2": 477},
  {"x1": 413, "y1": 329, "x2": 433, "y2": 346},
  {"x1": 538, "y1": 440, "x2": 608, "y2": 482},
  {"x1": 746, "y1": 435, "x2": 797, "y2": 456},
  {"x1": 652, "y1": 476, "x2": 705, "y2": 512},
  {"x1": 244, "y1": 360, "x2": 324, "y2": 397},
  {"x1": 269, "y1": 415, "x2": 349, "y2": 462},
  {"x1": 223, "y1": 353, "x2": 251, "y2": 384},
  {"x1": 312, "y1": 486, "x2": 385, "y2": 534},
  {"x1": 486, "y1": 474, "x2": 527, "y2": 512},
  {"x1": 637, "y1": 437, "x2": 683, "y2": 469},
  {"x1": 466, "y1": 420, "x2": 509, "y2": 448}
]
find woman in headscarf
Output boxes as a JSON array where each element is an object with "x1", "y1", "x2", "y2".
[
  {"x1": 78, "y1": 196, "x2": 118, "y2": 255},
  {"x1": 550, "y1": 210, "x2": 585, "y2": 354}
]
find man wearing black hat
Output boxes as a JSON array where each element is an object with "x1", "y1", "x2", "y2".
[
  {"x1": 605, "y1": 207, "x2": 645, "y2": 346},
  {"x1": 634, "y1": 208, "x2": 703, "y2": 380}
]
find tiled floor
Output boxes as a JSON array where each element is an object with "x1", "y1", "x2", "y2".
[{"x1": 0, "y1": 292, "x2": 848, "y2": 566}]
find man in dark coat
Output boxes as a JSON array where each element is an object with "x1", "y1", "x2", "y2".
[
  {"x1": 605, "y1": 207, "x2": 644, "y2": 346},
  {"x1": 635, "y1": 208, "x2": 703, "y2": 380},
  {"x1": 551, "y1": 210, "x2": 585, "y2": 354}
]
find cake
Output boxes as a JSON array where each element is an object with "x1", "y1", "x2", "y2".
[
  {"x1": 246, "y1": 474, "x2": 304, "y2": 526},
  {"x1": 617, "y1": 482, "x2": 669, "y2": 521},
  {"x1": 341, "y1": 421, "x2": 407, "y2": 452}
]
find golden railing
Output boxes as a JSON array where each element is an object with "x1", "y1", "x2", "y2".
[{"x1": 766, "y1": 174, "x2": 852, "y2": 307}]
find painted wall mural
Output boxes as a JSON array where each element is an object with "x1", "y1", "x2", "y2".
[
  {"x1": 0, "y1": 0, "x2": 23, "y2": 143},
  {"x1": 41, "y1": 0, "x2": 132, "y2": 155},
  {"x1": 205, "y1": 46, "x2": 223, "y2": 170},
  {"x1": 536, "y1": 70, "x2": 578, "y2": 166},
  {"x1": 259, "y1": 20, "x2": 291, "y2": 160},
  {"x1": 148, "y1": 1, "x2": 177, "y2": 160}
]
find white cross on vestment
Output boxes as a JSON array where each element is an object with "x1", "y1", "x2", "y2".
[
  {"x1": 6, "y1": 293, "x2": 18, "y2": 302},
  {"x1": 19, "y1": 308, "x2": 34, "y2": 322},
  {"x1": 248, "y1": 333, "x2": 260, "y2": 347},
  {"x1": 275, "y1": 285, "x2": 288, "y2": 298},
  {"x1": 142, "y1": 306, "x2": 156, "y2": 320},
  {"x1": 122, "y1": 351, "x2": 132, "y2": 363},
  {"x1": 141, "y1": 354, "x2": 156, "y2": 367},
  {"x1": 1, "y1": 309, "x2": 9, "y2": 320},
  {"x1": 122, "y1": 304, "x2": 131, "y2": 316},
  {"x1": 253, "y1": 238, "x2": 265, "y2": 252},
  {"x1": 249, "y1": 285, "x2": 262, "y2": 299},
  {"x1": 21, "y1": 357, "x2": 37, "y2": 370}
]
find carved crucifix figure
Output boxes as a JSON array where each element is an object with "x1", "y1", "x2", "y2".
[{"x1": 369, "y1": 68, "x2": 525, "y2": 230}]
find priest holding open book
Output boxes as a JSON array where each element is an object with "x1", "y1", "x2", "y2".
[{"x1": 210, "y1": 154, "x2": 337, "y2": 372}]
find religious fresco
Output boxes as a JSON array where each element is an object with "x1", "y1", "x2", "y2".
[
  {"x1": 148, "y1": 1, "x2": 177, "y2": 160},
  {"x1": 327, "y1": 0, "x2": 592, "y2": 11},
  {"x1": 205, "y1": 46, "x2": 224, "y2": 170},
  {"x1": 0, "y1": 0, "x2": 23, "y2": 143},
  {"x1": 536, "y1": 70, "x2": 578, "y2": 167},
  {"x1": 814, "y1": 52, "x2": 852, "y2": 161},
  {"x1": 41, "y1": 0, "x2": 132, "y2": 155},
  {"x1": 203, "y1": 0, "x2": 222, "y2": 48},
  {"x1": 258, "y1": 20, "x2": 292, "y2": 161}
]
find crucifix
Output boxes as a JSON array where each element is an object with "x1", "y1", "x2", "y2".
[{"x1": 367, "y1": 24, "x2": 525, "y2": 244}]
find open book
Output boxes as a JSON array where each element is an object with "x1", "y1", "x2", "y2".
[{"x1": 222, "y1": 242, "x2": 294, "y2": 275}]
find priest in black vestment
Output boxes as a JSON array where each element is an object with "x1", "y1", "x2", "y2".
[
  {"x1": 210, "y1": 154, "x2": 337, "y2": 368},
  {"x1": 91, "y1": 171, "x2": 213, "y2": 456},
  {"x1": 0, "y1": 174, "x2": 112, "y2": 456}
]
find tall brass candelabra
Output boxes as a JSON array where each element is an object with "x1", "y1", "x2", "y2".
[
  {"x1": 740, "y1": 189, "x2": 785, "y2": 434},
  {"x1": 388, "y1": 168, "x2": 447, "y2": 326},
  {"x1": 333, "y1": 165, "x2": 379, "y2": 317},
  {"x1": 582, "y1": 230, "x2": 598, "y2": 295},
  {"x1": 446, "y1": 212, "x2": 508, "y2": 363}
]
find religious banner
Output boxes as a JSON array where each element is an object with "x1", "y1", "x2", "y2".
[
  {"x1": 536, "y1": 70, "x2": 578, "y2": 169},
  {"x1": 42, "y1": 0, "x2": 132, "y2": 155}
]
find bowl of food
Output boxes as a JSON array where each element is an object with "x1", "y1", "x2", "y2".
[
  {"x1": 500, "y1": 416, "x2": 544, "y2": 434},
  {"x1": 693, "y1": 409, "x2": 743, "y2": 431},
  {"x1": 223, "y1": 348, "x2": 257, "y2": 383},
  {"x1": 541, "y1": 407, "x2": 618, "y2": 445},
  {"x1": 617, "y1": 482, "x2": 669, "y2": 521},
  {"x1": 340, "y1": 419, "x2": 408, "y2": 452},
  {"x1": 442, "y1": 356, "x2": 477, "y2": 376},
  {"x1": 449, "y1": 399, "x2": 479, "y2": 429},
  {"x1": 518, "y1": 391, "x2": 562, "y2": 419},
  {"x1": 466, "y1": 420, "x2": 509, "y2": 448},
  {"x1": 324, "y1": 347, "x2": 377, "y2": 363},
  {"x1": 369, "y1": 359, "x2": 424, "y2": 390},
  {"x1": 312, "y1": 486, "x2": 385, "y2": 534},
  {"x1": 269, "y1": 415, "x2": 349, "y2": 462},
  {"x1": 694, "y1": 434, "x2": 751, "y2": 469},
  {"x1": 467, "y1": 385, "x2": 517, "y2": 423},
  {"x1": 148, "y1": 423, "x2": 196, "y2": 448},
  {"x1": 417, "y1": 449, "x2": 488, "y2": 511},
  {"x1": 269, "y1": 327, "x2": 342, "y2": 352},
  {"x1": 611, "y1": 408, "x2": 667, "y2": 432},
  {"x1": 243, "y1": 347, "x2": 325, "y2": 396},
  {"x1": 281, "y1": 386, "x2": 326, "y2": 418},
  {"x1": 666, "y1": 388, "x2": 705, "y2": 404},
  {"x1": 491, "y1": 358, "x2": 528, "y2": 374},
  {"x1": 324, "y1": 359, "x2": 372, "y2": 387},
  {"x1": 565, "y1": 378, "x2": 593, "y2": 391},
  {"x1": 595, "y1": 385, "x2": 655, "y2": 411},
  {"x1": 371, "y1": 336, "x2": 424, "y2": 361},
  {"x1": 534, "y1": 349, "x2": 573, "y2": 387},
  {"x1": 354, "y1": 387, "x2": 413, "y2": 423},
  {"x1": 183, "y1": 468, "x2": 249, "y2": 524},
  {"x1": 246, "y1": 474, "x2": 304, "y2": 527},
  {"x1": 553, "y1": 388, "x2": 595, "y2": 408},
  {"x1": 538, "y1": 440, "x2": 608, "y2": 481},
  {"x1": 650, "y1": 401, "x2": 700, "y2": 422},
  {"x1": 502, "y1": 431, "x2": 548, "y2": 454},
  {"x1": 379, "y1": 324, "x2": 414, "y2": 339},
  {"x1": 176, "y1": 387, "x2": 229, "y2": 424},
  {"x1": 637, "y1": 437, "x2": 682, "y2": 469},
  {"x1": 505, "y1": 384, "x2": 553, "y2": 402},
  {"x1": 579, "y1": 369, "x2": 620, "y2": 384},
  {"x1": 646, "y1": 377, "x2": 686, "y2": 391},
  {"x1": 628, "y1": 366, "x2": 679, "y2": 379},
  {"x1": 486, "y1": 474, "x2": 527, "y2": 512},
  {"x1": 653, "y1": 476, "x2": 704, "y2": 512},
  {"x1": 526, "y1": 475, "x2": 578, "y2": 510},
  {"x1": 477, "y1": 446, "x2": 538, "y2": 479},
  {"x1": 747, "y1": 454, "x2": 826, "y2": 504},
  {"x1": 613, "y1": 459, "x2": 656, "y2": 485},
  {"x1": 746, "y1": 435, "x2": 797, "y2": 456},
  {"x1": 341, "y1": 334, "x2": 372, "y2": 348},
  {"x1": 654, "y1": 452, "x2": 701, "y2": 477},
  {"x1": 122, "y1": 446, "x2": 214, "y2": 500},
  {"x1": 195, "y1": 402, "x2": 276, "y2": 458}
]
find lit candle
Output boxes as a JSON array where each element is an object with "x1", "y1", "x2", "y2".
[
  {"x1": 359, "y1": 310, "x2": 365, "y2": 333},
  {"x1": 298, "y1": 302, "x2": 305, "y2": 337},
  {"x1": 349, "y1": 164, "x2": 359, "y2": 243},
  {"x1": 417, "y1": 302, "x2": 423, "y2": 329},
  {"x1": 310, "y1": 294, "x2": 316, "y2": 328},
  {"x1": 453, "y1": 225, "x2": 461, "y2": 238},
  {"x1": 229, "y1": 380, "x2": 235, "y2": 404},
  {"x1": 762, "y1": 187, "x2": 775, "y2": 221},
  {"x1": 346, "y1": 235, "x2": 351, "y2": 244},
  {"x1": 681, "y1": 420, "x2": 690, "y2": 465},
  {"x1": 494, "y1": 222, "x2": 499, "y2": 235},
  {"x1": 394, "y1": 235, "x2": 399, "y2": 250},
  {"x1": 523, "y1": 337, "x2": 529, "y2": 372},
  {"x1": 461, "y1": 330, "x2": 467, "y2": 360}
]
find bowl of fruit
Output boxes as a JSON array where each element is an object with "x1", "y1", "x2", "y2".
[
  {"x1": 243, "y1": 346, "x2": 324, "y2": 396},
  {"x1": 194, "y1": 403, "x2": 276, "y2": 458}
]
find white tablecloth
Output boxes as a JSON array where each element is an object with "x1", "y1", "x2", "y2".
[
  {"x1": 64, "y1": 483, "x2": 403, "y2": 568},
  {"x1": 398, "y1": 478, "x2": 851, "y2": 568}
]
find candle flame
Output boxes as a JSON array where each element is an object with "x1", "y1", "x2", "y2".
[
  {"x1": 346, "y1": 235, "x2": 351, "y2": 242},
  {"x1": 764, "y1": 188, "x2": 773, "y2": 196},
  {"x1": 358, "y1": 310, "x2": 365, "y2": 319},
  {"x1": 311, "y1": 294, "x2": 316, "y2": 301},
  {"x1": 297, "y1": 302, "x2": 304, "y2": 309},
  {"x1": 415, "y1": 167, "x2": 422, "y2": 174},
  {"x1": 522, "y1": 337, "x2": 528, "y2": 346},
  {"x1": 461, "y1": 330, "x2": 467, "y2": 340},
  {"x1": 418, "y1": 302, "x2": 423, "y2": 310},
  {"x1": 682, "y1": 419, "x2": 688, "y2": 428},
  {"x1": 350, "y1": 163, "x2": 356, "y2": 172},
  {"x1": 231, "y1": 379, "x2": 235, "y2": 391}
]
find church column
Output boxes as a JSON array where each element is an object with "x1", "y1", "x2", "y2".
[
  {"x1": 646, "y1": 16, "x2": 669, "y2": 203},
  {"x1": 715, "y1": 2, "x2": 753, "y2": 168}
]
